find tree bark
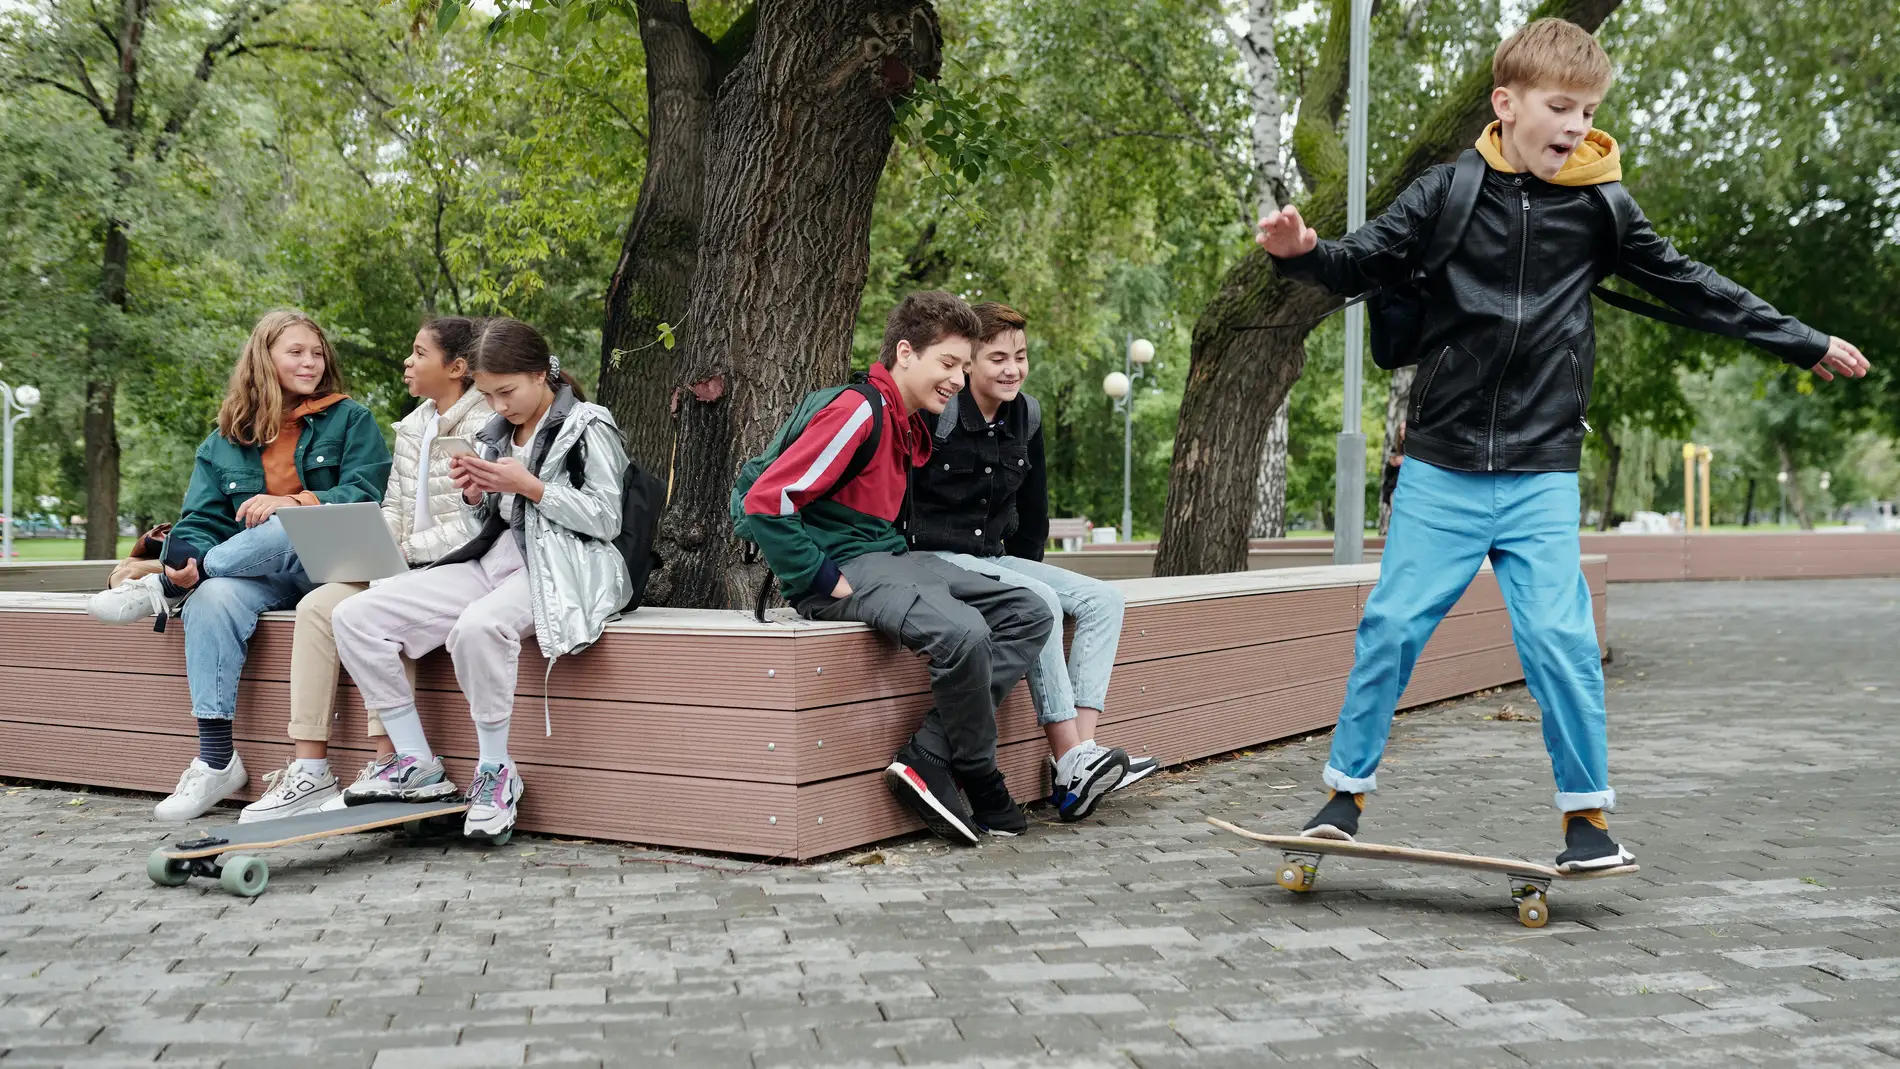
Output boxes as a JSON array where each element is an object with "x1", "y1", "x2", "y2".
[
  {"x1": 1778, "y1": 443, "x2": 1812, "y2": 530},
  {"x1": 652, "y1": 1, "x2": 943, "y2": 609},
  {"x1": 1377, "y1": 363, "x2": 1414, "y2": 534},
  {"x1": 1249, "y1": 399, "x2": 1290, "y2": 538},
  {"x1": 1740, "y1": 476, "x2": 1755, "y2": 526},
  {"x1": 594, "y1": 1, "x2": 741, "y2": 473},
  {"x1": 1597, "y1": 424, "x2": 1621, "y2": 531},
  {"x1": 1155, "y1": 0, "x2": 1624, "y2": 577}
]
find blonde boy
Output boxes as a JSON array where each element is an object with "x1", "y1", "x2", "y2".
[{"x1": 1257, "y1": 19, "x2": 1867, "y2": 868}]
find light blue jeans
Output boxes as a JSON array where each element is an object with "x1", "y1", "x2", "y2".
[
  {"x1": 181, "y1": 516, "x2": 315, "y2": 721},
  {"x1": 931, "y1": 552, "x2": 1125, "y2": 725},
  {"x1": 1325, "y1": 459, "x2": 1612, "y2": 813}
]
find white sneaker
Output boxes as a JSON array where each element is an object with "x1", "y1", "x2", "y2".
[
  {"x1": 463, "y1": 763, "x2": 523, "y2": 840},
  {"x1": 152, "y1": 755, "x2": 248, "y2": 822},
  {"x1": 238, "y1": 761, "x2": 339, "y2": 823},
  {"x1": 87, "y1": 573, "x2": 181, "y2": 625}
]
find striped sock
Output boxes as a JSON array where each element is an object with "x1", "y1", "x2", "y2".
[{"x1": 197, "y1": 719, "x2": 235, "y2": 770}]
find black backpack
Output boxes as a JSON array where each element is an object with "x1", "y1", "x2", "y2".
[
  {"x1": 563, "y1": 437, "x2": 667, "y2": 614},
  {"x1": 1323, "y1": 149, "x2": 1701, "y2": 369}
]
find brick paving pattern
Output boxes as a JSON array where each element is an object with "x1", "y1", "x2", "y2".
[{"x1": 3, "y1": 578, "x2": 1898, "y2": 1067}]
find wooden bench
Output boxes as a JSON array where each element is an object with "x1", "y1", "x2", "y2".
[
  {"x1": 0, "y1": 558, "x2": 1609, "y2": 859},
  {"x1": 1047, "y1": 517, "x2": 1093, "y2": 552}
]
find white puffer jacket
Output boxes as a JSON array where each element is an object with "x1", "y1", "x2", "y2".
[{"x1": 381, "y1": 386, "x2": 494, "y2": 564}]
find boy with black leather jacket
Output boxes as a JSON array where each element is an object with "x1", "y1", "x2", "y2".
[{"x1": 1258, "y1": 18, "x2": 1867, "y2": 869}]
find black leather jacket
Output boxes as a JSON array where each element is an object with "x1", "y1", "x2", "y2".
[
  {"x1": 1276, "y1": 164, "x2": 1828, "y2": 473},
  {"x1": 904, "y1": 387, "x2": 1048, "y2": 560}
]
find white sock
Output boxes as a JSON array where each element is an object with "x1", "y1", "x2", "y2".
[
  {"x1": 293, "y1": 758, "x2": 330, "y2": 777},
  {"x1": 378, "y1": 706, "x2": 435, "y2": 762},
  {"x1": 475, "y1": 719, "x2": 511, "y2": 768}
]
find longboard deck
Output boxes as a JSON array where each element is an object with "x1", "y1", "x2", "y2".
[
  {"x1": 162, "y1": 800, "x2": 469, "y2": 859},
  {"x1": 1207, "y1": 817, "x2": 1638, "y2": 881}
]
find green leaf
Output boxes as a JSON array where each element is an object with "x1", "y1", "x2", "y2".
[
  {"x1": 436, "y1": 0, "x2": 462, "y2": 35},
  {"x1": 658, "y1": 323, "x2": 676, "y2": 351}
]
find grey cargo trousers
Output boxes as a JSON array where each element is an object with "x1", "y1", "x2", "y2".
[{"x1": 798, "y1": 551, "x2": 1053, "y2": 777}]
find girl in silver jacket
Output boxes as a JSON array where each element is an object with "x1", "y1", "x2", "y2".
[{"x1": 331, "y1": 318, "x2": 631, "y2": 842}]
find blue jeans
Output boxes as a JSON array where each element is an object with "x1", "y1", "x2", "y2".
[
  {"x1": 1325, "y1": 459, "x2": 1612, "y2": 812},
  {"x1": 931, "y1": 552, "x2": 1126, "y2": 726},
  {"x1": 181, "y1": 517, "x2": 314, "y2": 721}
]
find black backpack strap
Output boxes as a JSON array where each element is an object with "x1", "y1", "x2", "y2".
[
  {"x1": 1589, "y1": 183, "x2": 1704, "y2": 331},
  {"x1": 1423, "y1": 149, "x2": 1486, "y2": 275},
  {"x1": 1021, "y1": 394, "x2": 1041, "y2": 440}
]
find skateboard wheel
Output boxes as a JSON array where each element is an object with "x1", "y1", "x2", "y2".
[
  {"x1": 1517, "y1": 894, "x2": 1548, "y2": 928},
  {"x1": 147, "y1": 849, "x2": 190, "y2": 887},
  {"x1": 218, "y1": 855, "x2": 269, "y2": 898},
  {"x1": 402, "y1": 819, "x2": 425, "y2": 837},
  {"x1": 490, "y1": 829, "x2": 513, "y2": 847},
  {"x1": 1276, "y1": 864, "x2": 1314, "y2": 893}
]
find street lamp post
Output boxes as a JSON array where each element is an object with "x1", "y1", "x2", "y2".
[
  {"x1": 1776, "y1": 469, "x2": 1789, "y2": 526},
  {"x1": 1334, "y1": 0, "x2": 1373, "y2": 565},
  {"x1": 1103, "y1": 336, "x2": 1155, "y2": 542},
  {"x1": 0, "y1": 377, "x2": 43, "y2": 563}
]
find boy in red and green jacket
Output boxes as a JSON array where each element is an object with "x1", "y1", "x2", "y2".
[{"x1": 742, "y1": 291, "x2": 1052, "y2": 847}]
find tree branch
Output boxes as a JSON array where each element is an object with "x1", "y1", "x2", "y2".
[
  {"x1": 152, "y1": 0, "x2": 287, "y2": 162},
  {"x1": 1290, "y1": 0, "x2": 1351, "y2": 195},
  {"x1": 22, "y1": 74, "x2": 111, "y2": 125},
  {"x1": 66, "y1": 48, "x2": 112, "y2": 121},
  {"x1": 494, "y1": 59, "x2": 646, "y2": 139},
  {"x1": 1101, "y1": 19, "x2": 1211, "y2": 141}
]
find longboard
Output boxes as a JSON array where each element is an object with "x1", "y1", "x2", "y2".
[
  {"x1": 146, "y1": 799, "x2": 470, "y2": 898},
  {"x1": 1207, "y1": 816, "x2": 1638, "y2": 927}
]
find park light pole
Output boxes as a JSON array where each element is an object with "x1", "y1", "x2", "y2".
[
  {"x1": 1, "y1": 376, "x2": 43, "y2": 563},
  {"x1": 1334, "y1": 0, "x2": 1373, "y2": 565},
  {"x1": 1103, "y1": 336, "x2": 1155, "y2": 542},
  {"x1": 1776, "y1": 469, "x2": 1789, "y2": 525}
]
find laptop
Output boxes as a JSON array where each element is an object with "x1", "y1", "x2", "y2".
[{"x1": 276, "y1": 501, "x2": 410, "y2": 584}]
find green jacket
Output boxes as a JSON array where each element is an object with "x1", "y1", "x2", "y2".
[{"x1": 168, "y1": 399, "x2": 392, "y2": 556}]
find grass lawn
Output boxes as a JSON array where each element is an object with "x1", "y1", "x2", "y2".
[{"x1": 2, "y1": 537, "x2": 136, "y2": 562}]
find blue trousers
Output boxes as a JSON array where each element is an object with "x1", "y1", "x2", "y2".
[
  {"x1": 181, "y1": 517, "x2": 314, "y2": 721},
  {"x1": 1324, "y1": 459, "x2": 1613, "y2": 812}
]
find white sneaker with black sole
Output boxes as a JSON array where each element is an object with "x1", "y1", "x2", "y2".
[
  {"x1": 239, "y1": 761, "x2": 339, "y2": 823},
  {"x1": 1051, "y1": 742, "x2": 1129, "y2": 822}
]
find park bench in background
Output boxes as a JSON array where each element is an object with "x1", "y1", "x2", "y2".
[{"x1": 1047, "y1": 517, "x2": 1092, "y2": 552}]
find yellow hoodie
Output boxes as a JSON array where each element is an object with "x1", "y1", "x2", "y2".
[{"x1": 1475, "y1": 121, "x2": 1621, "y2": 187}]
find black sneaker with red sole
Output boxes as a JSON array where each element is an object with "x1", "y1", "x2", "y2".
[{"x1": 884, "y1": 743, "x2": 980, "y2": 846}]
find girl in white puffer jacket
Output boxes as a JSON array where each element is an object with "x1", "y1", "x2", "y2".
[{"x1": 239, "y1": 317, "x2": 494, "y2": 823}]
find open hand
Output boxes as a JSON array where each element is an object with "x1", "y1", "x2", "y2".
[
  {"x1": 1811, "y1": 337, "x2": 1869, "y2": 382},
  {"x1": 1256, "y1": 206, "x2": 1319, "y2": 259},
  {"x1": 237, "y1": 494, "x2": 298, "y2": 527}
]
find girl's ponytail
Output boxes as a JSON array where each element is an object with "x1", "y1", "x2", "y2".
[{"x1": 469, "y1": 318, "x2": 583, "y2": 399}]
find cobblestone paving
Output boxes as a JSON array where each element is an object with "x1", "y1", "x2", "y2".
[{"x1": 4, "y1": 579, "x2": 1899, "y2": 1068}]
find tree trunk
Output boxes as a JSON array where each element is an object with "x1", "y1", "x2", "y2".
[
  {"x1": 1377, "y1": 364, "x2": 1414, "y2": 534},
  {"x1": 1155, "y1": 0, "x2": 1624, "y2": 576},
  {"x1": 652, "y1": 1, "x2": 943, "y2": 609},
  {"x1": 595, "y1": 1, "x2": 734, "y2": 473},
  {"x1": 1249, "y1": 398, "x2": 1289, "y2": 538},
  {"x1": 1597, "y1": 424, "x2": 1621, "y2": 532},
  {"x1": 1741, "y1": 476, "x2": 1755, "y2": 526},
  {"x1": 1778, "y1": 443, "x2": 1812, "y2": 530}
]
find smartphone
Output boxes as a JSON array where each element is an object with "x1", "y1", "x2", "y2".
[{"x1": 438, "y1": 436, "x2": 477, "y2": 458}]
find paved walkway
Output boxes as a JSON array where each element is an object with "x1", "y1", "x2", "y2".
[{"x1": 3, "y1": 579, "x2": 1899, "y2": 1068}]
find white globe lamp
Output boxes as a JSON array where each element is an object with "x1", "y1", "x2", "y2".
[{"x1": 1103, "y1": 372, "x2": 1131, "y2": 400}]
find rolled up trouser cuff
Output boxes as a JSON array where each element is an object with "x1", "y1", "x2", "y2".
[
  {"x1": 1322, "y1": 765, "x2": 1377, "y2": 794},
  {"x1": 1555, "y1": 789, "x2": 1615, "y2": 814}
]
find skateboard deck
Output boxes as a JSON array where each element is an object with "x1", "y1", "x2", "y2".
[
  {"x1": 147, "y1": 799, "x2": 469, "y2": 897},
  {"x1": 1207, "y1": 816, "x2": 1638, "y2": 927}
]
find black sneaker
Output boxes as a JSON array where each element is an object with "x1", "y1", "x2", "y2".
[
  {"x1": 1556, "y1": 811, "x2": 1635, "y2": 872},
  {"x1": 959, "y1": 767, "x2": 1028, "y2": 837},
  {"x1": 1052, "y1": 743, "x2": 1128, "y2": 822},
  {"x1": 1300, "y1": 790, "x2": 1364, "y2": 841},
  {"x1": 1113, "y1": 753, "x2": 1160, "y2": 791},
  {"x1": 884, "y1": 744, "x2": 979, "y2": 846}
]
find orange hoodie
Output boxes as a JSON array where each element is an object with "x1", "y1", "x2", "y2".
[
  {"x1": 1475, "y1": 121, "x2": 1622, "y2": 187},
  {"x1": 264, "y1": 392, "x2": 349, "y2": 502}
]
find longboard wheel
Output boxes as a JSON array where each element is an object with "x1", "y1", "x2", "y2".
[
  {"x1": 1276, "y1": 861, "x2": 1316, "y2": 893},
  {"x1": 218, "y1": 855, "x2": 269, "y2": 898},
  {"x1": 1516, "y1": 893, "x2": 1548, "y2": 928},
  {"x1": 490, "y1": 829, "x2": 513, "y2": 847},
  {"x1": 147, "y1": 849, "x2": 191, "y2": 887}
]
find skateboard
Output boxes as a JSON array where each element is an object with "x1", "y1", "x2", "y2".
[
  {"x1": 1207, "y1": 816, "x2": 1638, "y2": 928},
  {"x1": 146, "y1": 799, "x2": 471, "y2": 898}
]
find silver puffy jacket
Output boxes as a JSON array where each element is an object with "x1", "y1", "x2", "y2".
[{"x1": 438, "y1": 388, "x2": 631, "y2": 727}]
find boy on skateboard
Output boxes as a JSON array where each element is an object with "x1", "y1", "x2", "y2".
[{"x1": 1257, "y1": 18, "x2": 1868, "y2": 870}]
